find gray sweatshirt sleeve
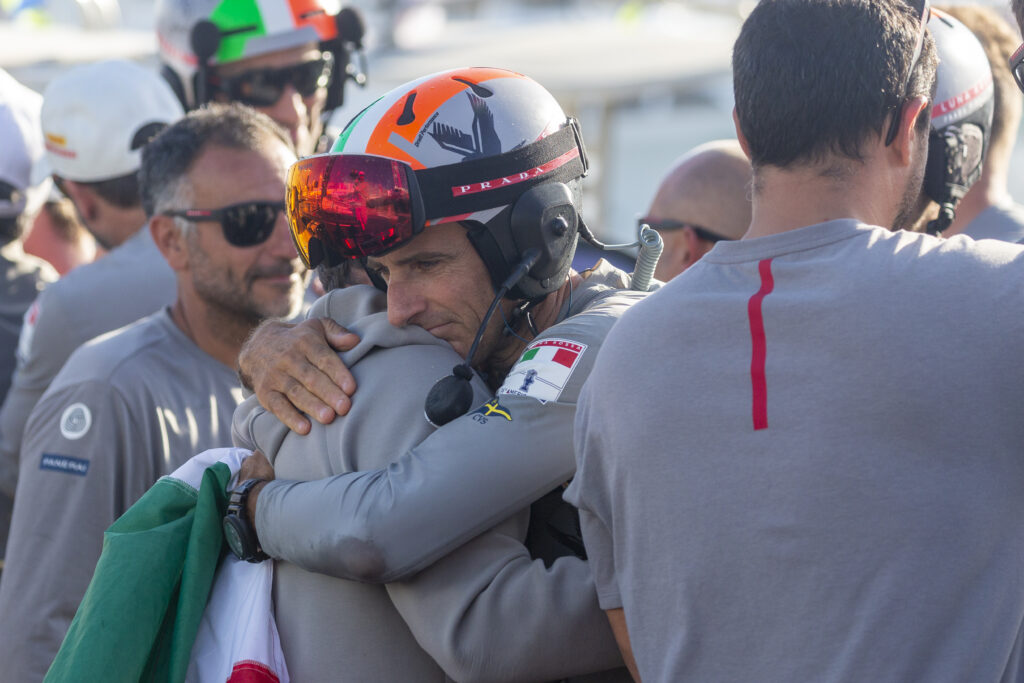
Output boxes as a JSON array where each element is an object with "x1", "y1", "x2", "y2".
[
  {"x1": 254, "y1": 305, "x2": 616, "y2": 582},
  {"x1": 385, "y1": 512, "x2": 626, "y2": 682},
  {"x1": 0, "y1": 380, "x2": 154, "y2": 683}
]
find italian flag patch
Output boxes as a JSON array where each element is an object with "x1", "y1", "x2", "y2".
[{"x1": 498, "y1": 338, "x2": 587, "y2": 403}]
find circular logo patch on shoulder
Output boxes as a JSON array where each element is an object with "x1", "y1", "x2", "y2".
[{"x1": 60, "y1": 403, "x2": 92, "y2": 440}]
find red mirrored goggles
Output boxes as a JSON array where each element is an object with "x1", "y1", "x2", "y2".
[{"x1": 286, "y1": 119, "x2": 588, "y2": 268}]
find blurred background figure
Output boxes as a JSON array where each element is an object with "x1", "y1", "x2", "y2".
[
  {"x1": 0, "y1": 67, "x2": 54, "y2": 578},
  {"x1": 937, "y1": 5, "x2": 1024, "y2": 242},
  {"x1": 639, "y1": 138, "x2": 751, "y2": 281},
  {"x1": 22, "y1": 188, "x2": 98, "y2": 275},
  {"x1": 155, "y1": 0, "x2": 367, "y2": 155},
  {"x1": 0, "y1": 59, "x2": 182, "y2": 565},
  {"x1": 0, "y1": 68, "x2": 53, "y2": 410}
]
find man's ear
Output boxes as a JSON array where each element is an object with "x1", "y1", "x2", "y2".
[
  {"x1": 733, "y1": 108, "x2": 753, "y2": 161},
  {"x1": 150, "y1": 215, "x2": 189, "y2": 271},
  {"x1": 682, "y1": 227, "x2": 715, "y2": 269},
  {"x1": 891, "y1": 95, "x2": 930, "y2": 166}
]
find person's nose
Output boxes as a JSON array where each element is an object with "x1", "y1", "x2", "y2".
[
  {"x1": 386, "y1": 278, "x2": 427, "y2": 328},
  {"x1": 266, "y1": 211, "x2": 300, "y2": 262},
  {"x1": 260, "y1": 84, "x2": 305, "y2": 142}
]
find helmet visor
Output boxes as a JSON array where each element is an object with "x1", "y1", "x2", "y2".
[{"x1": 286, "y1": 154, "x2": 421, "y2": 267}]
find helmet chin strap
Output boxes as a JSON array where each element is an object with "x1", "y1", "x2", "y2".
[{"x1": 424, "y1": 248, "x2": 540, "y2": 427}]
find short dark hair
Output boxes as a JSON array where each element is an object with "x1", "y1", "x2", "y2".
[
  {"x1": 942, "y1": 5, "x2": 1022, "y2": 165},
  {"x1": 733, "y1": 0, "x2": 937, "y2": 169},
  {"x1": 139, "y1": 102, "x2": 295, "y2": 219}
]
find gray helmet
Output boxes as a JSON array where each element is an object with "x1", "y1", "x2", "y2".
[{"x1": 923, "y1": 8, "x2": 994, "y2": 234}]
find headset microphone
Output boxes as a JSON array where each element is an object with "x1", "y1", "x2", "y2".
[{"x1": 424, "y1": 248, "x2": 541, "y2": 427}]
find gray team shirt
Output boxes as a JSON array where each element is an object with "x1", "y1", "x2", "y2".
[
  {"x1": 236, "y1": 282, "x2": 630, "y2": 682},
  {"x1": 246, "y1": 263, "x2": 643, "y2": 682},
  {"x1": 253, "y1": 261, "x2": 645, "y2": 582},
  {"x1": 234, "y1": 286, "x2": 493, "y2": 681},
  {"x1": 960, "y1": 201, "x2": 1024, "y2": 243},
  {"x1": 0, "y1": 308, "x2": 242, "y2": 682},
  {"x1": 0, "y1": 226, "x2": 175, "y2": 499},
  {"x1": 567, "y1": 220, "x2": 1024, "y2": 682}
]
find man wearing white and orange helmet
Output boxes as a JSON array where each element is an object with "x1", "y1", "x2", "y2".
[{"x1": 228, "y1": 67, "x2": 643, "y2": 680}]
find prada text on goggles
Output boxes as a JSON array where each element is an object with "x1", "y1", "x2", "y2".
[
  {"x1": 163, "y1": 200, "x2": 286, "y2": 247},
  {"x1": 285, "y1": 119, "x2": 588, "y2": 268},
  {"x1": 213, "y1": 53, "x2": 334, "y2": 108}
]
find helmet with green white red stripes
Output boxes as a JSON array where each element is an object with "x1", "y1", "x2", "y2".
[{"x1": 155, "y1": 0, "x2": 356, "y2": 111}]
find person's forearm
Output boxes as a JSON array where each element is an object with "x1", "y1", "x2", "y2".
[{"x1": 255, "y1": 403, "x2": 577, "y2": 582}]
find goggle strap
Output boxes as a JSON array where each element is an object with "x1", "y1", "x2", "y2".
[{"x1": 414, "y1": 121, "x2": 588, "y2": 220}]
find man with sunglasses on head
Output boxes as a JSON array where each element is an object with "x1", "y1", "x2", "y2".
[
  {"x1": 0, "y1": 103, "x2": 308, "y2": 682},
  {"x1": 568, "y1": 0, "x2": 1024, "y2": 679},
  {"x1": 156, "y1": 0, "x2": 366, "y2": 157},
  {"x1": 0, "y1": 60, "x2": 183, "y2": 563},
  {"x1": 641, "y1": 138, "x2": 752, "y2": 281}
]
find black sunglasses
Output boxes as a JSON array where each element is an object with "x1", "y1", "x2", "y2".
[
  {"x1": 1010, "y1": 42, "x2": 1024, "y2": 95},
  {"x1": 214, "y1": 53, "x2": 334, "y2": 108},
  {"x1": 163, "y1": 200, "x2": 286, "y2": 247},
  {"x1": 637, "y1": 217, "x2": 729, "y2": 243},
  {"x1": 885, "y1": 0, "x2": 931, "y2": 146}
]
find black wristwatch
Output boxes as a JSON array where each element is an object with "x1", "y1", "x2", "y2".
[{"x1": 223, "y1": 478, "x2": 269, "y2": 562}]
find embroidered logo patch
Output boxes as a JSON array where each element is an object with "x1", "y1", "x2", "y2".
[
  {"x1": 60, "y1": 403, "x2": 92, "y2": 440},
  {"x1": 40, "y1": 453, "x2": 90, "y2": 476},
  {"x1": 470, "y1": 398, "x2": 513, "y2": 422},
  {"x1": 498, "y1": 338, "x2": 587, "y2": 404}
]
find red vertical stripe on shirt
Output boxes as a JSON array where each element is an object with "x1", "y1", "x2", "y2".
[{"x1": 747, "y1": 258, "x2": 774, "y2": 430}]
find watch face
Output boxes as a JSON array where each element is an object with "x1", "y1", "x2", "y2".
[{"x1": 223, "y1": 516, "x2": 247, "y2": 559}]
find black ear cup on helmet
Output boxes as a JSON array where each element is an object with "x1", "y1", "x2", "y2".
[
  {"x1": 924, "y1": 122, "x2": 986, "y2": 206},
  {"x1": 464, "y1": 182, "x2": 580, "y2": 302},
  {"x1": 508, "y1": 183, "x2": 579, "y2": 300},
  {"x1": 323, "y1": 6, "x2": 367, "y2": 111}
]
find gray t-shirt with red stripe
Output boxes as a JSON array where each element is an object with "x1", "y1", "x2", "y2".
[{"x1": 566, "y1": 219, "x2": 1024, "y2": 682}]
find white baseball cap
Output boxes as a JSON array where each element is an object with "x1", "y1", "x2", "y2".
[
  {"x1": 0, "y1": 68, "x2": 50, "y2": 219},
  {"x1": 39, "y1": 59, "x2": 184, "y2": 183}
]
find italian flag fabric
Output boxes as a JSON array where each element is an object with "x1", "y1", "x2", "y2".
[
  {"x1": 45, "y1": 447, "x2": 287, "y2": 683},
  {"x1": 498, "y1": 338, "x2": 588, "y2": 403}
]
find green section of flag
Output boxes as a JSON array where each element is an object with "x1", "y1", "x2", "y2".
[
  {"x1": 521, "y1": 348, "x2": 538, "y2": 362},
  {"x1": 211, "y1": 0, "x2": 266, "y2": 63},
  {"x1": 46, "y1": 462, "x2": 232, "y2": 683}
]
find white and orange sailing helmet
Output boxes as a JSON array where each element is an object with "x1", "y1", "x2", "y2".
[{"x1": 287, "y1": 67, "x2": 590, "y2": 301}]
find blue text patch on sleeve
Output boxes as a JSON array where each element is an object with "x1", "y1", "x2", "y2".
[{"x1": 40, "y1": 454, "x2": 90, "y2": 476}]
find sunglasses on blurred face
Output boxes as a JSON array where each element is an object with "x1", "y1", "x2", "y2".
[
  {"x1": 163, "y1": 201, "x2": 285, "y2": 247},
  {"x1": 1011, "y1": 43, "x2": 1024, "y2": 94},
  {"x1": 637, "y1": 217, "x2": 729, "y2": 244},
  {"x1": 213, "y1": 53, "x2": 334, "y2": 108}
]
